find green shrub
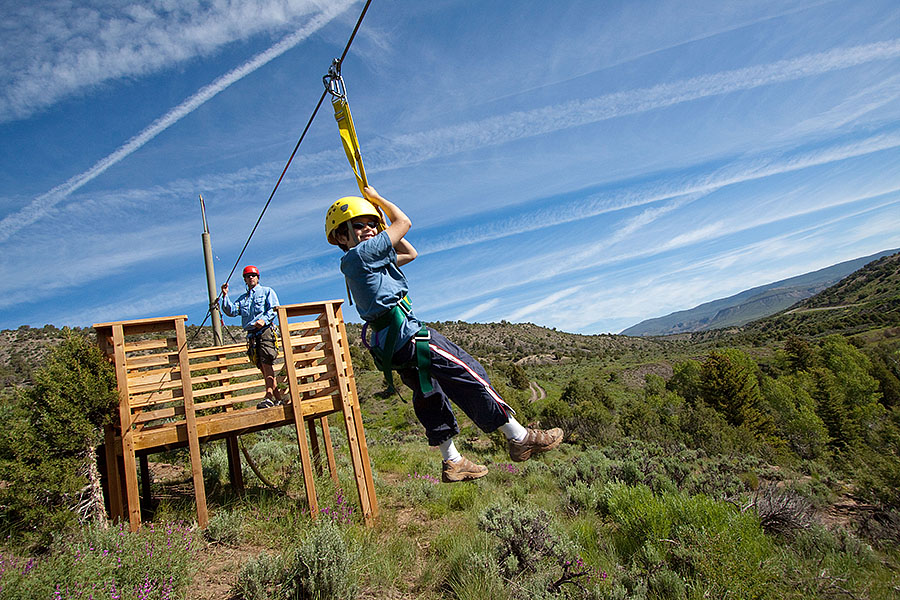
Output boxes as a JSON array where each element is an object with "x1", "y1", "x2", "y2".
[
  {"x1": 479, "y1": 502, "x2": 574, "y2": 577},
  {"x1": 233, "y1": 552, "x2": 282, "y2": 600},
  {"x1": 0, "y1": 334, "x2": 117, "y2": 543},
  {"x1": 282, "y1": 518, "x2": 359, "y2": 600},
  {"x1": 205, "y1": 508, "x2": 244, "y2": 545}
]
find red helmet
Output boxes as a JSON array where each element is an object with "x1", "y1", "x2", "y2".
[{"x1": 242, "y1": 265, "x2": 260, "y2": 277}]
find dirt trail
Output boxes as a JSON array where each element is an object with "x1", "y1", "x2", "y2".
[{"x1": 529, "y1": 382, "x2": 546, "y2": 402}]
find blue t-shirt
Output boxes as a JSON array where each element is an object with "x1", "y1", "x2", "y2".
[
  {"x1": 221, "y1": 284, "x2": 279, "y2": 335},
  {"x1": 341, "y1": 231, "x2": 421, "y2": 353}
]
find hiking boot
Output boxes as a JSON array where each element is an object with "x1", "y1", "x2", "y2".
[
  {"x1": 508, "y1": 427, "x2": 564, "y2": 462},
  {"x1": 256, "y1": 397, "x2": 276, "y2": 409},
  {"x1": 441, "y1": 456, "x2": 489, "y2": 483}
]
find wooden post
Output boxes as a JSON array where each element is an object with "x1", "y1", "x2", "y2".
[
  {"x1": 111, "y1": 324, "x2": 142, "y2": 531},
  {"x1": 308, "y1": 419, "x2": 323, "y2": 475},
  {"x1": 174, "y1": 319, "x2": 208, "y2": 528},
  {"x1": 326, "y1": 302, "x2": 375, "y2": 526},
  {"x1": 319, "y1": 416, "x2": 339, "y2": 483},
  {"x1": 338, "y1": 305, "x2": 378, "y2": 520},
  {"x1": 139, "y1": 454, "x2": 152, "y2": 511},
  {"x1": 103, "y1": 424, "x2": 123, "y2": 522},
  {"x1": 278, "y1": 306, "x2": 318, "y2": 516}
]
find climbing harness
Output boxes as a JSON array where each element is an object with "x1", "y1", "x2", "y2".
[{"x1": 362, "y1": 295, "x2": 434, "y2": 396}]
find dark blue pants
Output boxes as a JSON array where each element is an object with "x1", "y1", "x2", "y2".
[{"x1": 387, "y1": 328, "x2": 512, "y2": 446}]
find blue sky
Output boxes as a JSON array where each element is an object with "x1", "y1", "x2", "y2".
[{"x1": 2, "y1": 0, "x2": 900, "y2": 334}]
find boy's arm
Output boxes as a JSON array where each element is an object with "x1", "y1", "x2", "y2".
[
  {"x1": 363, "y1": 186, "x2": 411, "y2": 248},
  {"x1": 395, "y1": 238, "x2": 418, "y2": 266}
]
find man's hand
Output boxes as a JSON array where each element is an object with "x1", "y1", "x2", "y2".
[
  {"x1": 254, "y1": 319, "x2": 266, "y2": 329},
  {"x1": 221, "y1": 283, "x2": 229, "y2": 295}
]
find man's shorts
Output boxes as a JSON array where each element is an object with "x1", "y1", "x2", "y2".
[{"x1": 247, "y1": 327, "x2": 278, "y2": 367}]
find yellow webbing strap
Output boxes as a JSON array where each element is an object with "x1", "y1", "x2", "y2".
[{"x1": 333, "y1": 97, "x2": 368, "y2": 196}]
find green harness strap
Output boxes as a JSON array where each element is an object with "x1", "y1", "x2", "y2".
[{"x1": 369, "y1": 296, "x2": 433, "y2": 395}]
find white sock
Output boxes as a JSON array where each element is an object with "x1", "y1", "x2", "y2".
[
  {"x1": 439, "y1": 438, "x2": 462, "y2": 462},
  {"x1": 498, "y1": 417, "x2": 528, "y2": 442}
]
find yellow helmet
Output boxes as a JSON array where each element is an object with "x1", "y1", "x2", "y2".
[{"x1": 325, "y1": 196, "x2": 385, "y2": 245}]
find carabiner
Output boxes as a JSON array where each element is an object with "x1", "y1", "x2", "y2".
[{"x1": 323, "y1": 57, "x2": 346, "y2": 99}]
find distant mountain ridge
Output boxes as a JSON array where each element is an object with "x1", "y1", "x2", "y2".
[{"x1": 621, "y1": 248, "x2": 900, "y2": 337}]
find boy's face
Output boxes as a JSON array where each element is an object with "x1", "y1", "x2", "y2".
[{"x1": 339, "y1": 216, "x2": 379, "y2": 248}]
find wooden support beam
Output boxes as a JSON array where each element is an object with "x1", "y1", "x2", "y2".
[
  {"x1": 326, "y1": 302, "x2": 375, "y2": 526},
  {"x1": 103, "y1": 424, "x2": 123, "y2": 522},
  {"x1": 175, "y1": 318, "x2": 208, "y2": 529},
  {"x1": 112, "y1": 323, "x2": 142, "y2": 531},
  {"x1": 139, "y1": 454, "x2": 152, "y2": 512},
  {"x1": 278, "y1": 305, "x2": 318, "y2": 517},
  {"x1": 320, "y1": 416, "x2": 339, "y2": 483},
  {"x1": 308, "y1": 419, "x2": 323, "y2": 475},
  {"x1": 226, "y1": 436, "x2": 244, "y2": 494}
]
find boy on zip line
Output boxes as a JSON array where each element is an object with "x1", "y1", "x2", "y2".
[{"x1": 326, "y1": 186, "x2": 563, "y2": 482}]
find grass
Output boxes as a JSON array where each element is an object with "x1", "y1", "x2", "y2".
[{"x1": 3, "y1": 428, "x2": 899, "y2": 599}]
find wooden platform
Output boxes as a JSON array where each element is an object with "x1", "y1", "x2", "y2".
[{"x1": 94, "y1": 300, "x2": 377, "y2": 531}]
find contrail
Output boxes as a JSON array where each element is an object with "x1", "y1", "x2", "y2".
[{"x1": 0, "y1": 2, "x2": 353, "y2": 243}]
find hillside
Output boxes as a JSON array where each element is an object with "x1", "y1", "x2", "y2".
[
  {"x1": 739, "y1": 250, "x2": 900, "y2": 341},
  {"x1": 621, "y1": 248, "x2": 899, "y2": 336}
]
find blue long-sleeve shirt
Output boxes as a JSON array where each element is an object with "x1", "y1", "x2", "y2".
[{"x1": 221, "y1": 284, "x2": 279, "y2": 335}]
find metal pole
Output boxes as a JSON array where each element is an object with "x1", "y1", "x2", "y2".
[{"x1": 200, "y1": 195, "x2": 224, "y2": 346}]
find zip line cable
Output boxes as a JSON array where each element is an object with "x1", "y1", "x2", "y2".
[{"x1": 222, "y1": 0, "x2": 374, "y2": 286}]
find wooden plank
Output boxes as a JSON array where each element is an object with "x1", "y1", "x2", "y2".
[
  {"x1": 193, "y1": 378, "x2": 264, "y2": 399},
  {"x1": 193, "y1": 394, "x2": 263, "y2": 412},
  {"x1": 129, "y1": 388, "x2": 179, "y2": 407},
  {"x1": 287, "y1": 348, "x2": 327, "y2": 363},
  {"x1": 189, "y1": 364, "x2": 260, "y2": 385},
  {"x1": 288, "y1": 334, "x2": 324, "y2": 348},
  {"x1": 94, "y1": 315, "x2": 187, "y2": 329},
  {"x1": 187, "y1": 356, "x2": 250, "y2": 372},
  {"x1": 124, "y1": 337, "x2": 176, "y2": 352},
  {"x1": 126, "y1": 353, "x2": 179, "y2": 370},
  {"x1": 175, "y1": 319, "x2": 208, "y2": 529},
  {"x1": 132, "y1": 405, "x2": 181, "y2": 424},
  {"x1": 292, "y1": 362, "x2": 331, "y2": 376},
  {"x1": 187, "y1": 343, "x2": 246, "y2": 359},
  {"x1": 127, "y1": 376, "x2": 184, "y2": 396},
  {"x1": 288, "y1": 320, "x2": 322, "y2": 333},
  {"x1": 126, "y1": 360, "x2": 179, "y2": 379},
  {"x1": 335, "y1": 302, "x2": 378, "y2": 523},
  {"x1": 278, "y1": 306, "x2": 318, "y2": 517},
  {"x1": 127, "y1": 368, "x2": 180, "y2": 388},
  {"x1": 112, "y1": 323, "x2": 143, "y2": 531}
]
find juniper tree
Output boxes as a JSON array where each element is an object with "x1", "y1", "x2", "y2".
[{"x1": 0, "y1": 333, "x2": 117, "y2": 540}]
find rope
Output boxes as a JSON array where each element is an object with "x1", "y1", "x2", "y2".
[{"x1": 223, "y1": 0, "x2": 374, "y2": 286}]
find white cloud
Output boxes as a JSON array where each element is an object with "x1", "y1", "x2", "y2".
[
  {"x1": 1, "y1": 0, "x2": 352, "y2": 122},
  {"x1": 454, "y1": 298, "x2": 501, "y2": 322},
  {"x1": 0, "y1": 1, "x2": 354, "y2": 243}
]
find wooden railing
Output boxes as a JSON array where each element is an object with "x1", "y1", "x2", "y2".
[{"x1": 95, "y1": 300, "x2": 377, "y2": 531}]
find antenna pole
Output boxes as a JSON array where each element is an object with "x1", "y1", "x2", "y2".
[{"x1": 200, "y1": 194, "x2": 224, "y2": 346}]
